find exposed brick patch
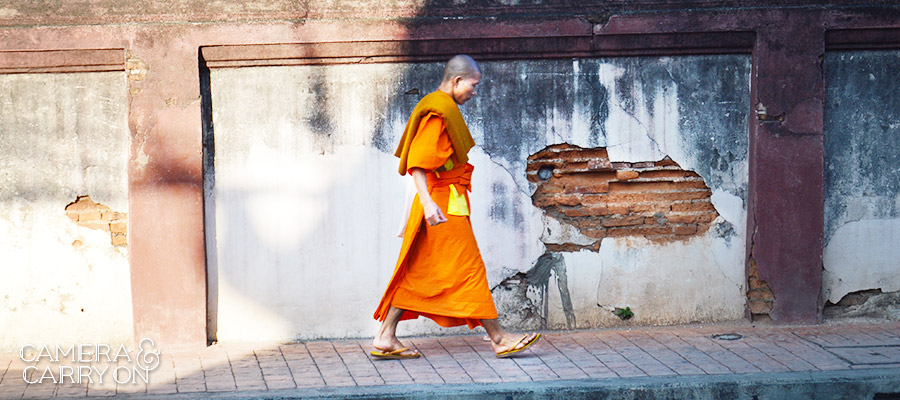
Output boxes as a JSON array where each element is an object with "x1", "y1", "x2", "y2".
[
  {"x1": 65, "y1": 195, "x2": 128, "y2": 247},
  {"x1": 747, "y1": 256, "x2": 774, "y2": 318},
  {"x1": 527, "y1": 143, "x2": 719, "y2": 248}
]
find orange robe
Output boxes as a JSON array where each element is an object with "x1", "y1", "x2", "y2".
[{"x1": 374, "y1": 113, "x2": 498, "y2": 328}]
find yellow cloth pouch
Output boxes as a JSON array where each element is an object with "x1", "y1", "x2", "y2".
[{"x1": 447, "y1": 184, "x2": 469, "y2": 216}]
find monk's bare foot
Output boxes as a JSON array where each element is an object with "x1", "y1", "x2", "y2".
[
  {"x1": 372, "y1": 335, "x2": 419, "y2": 356},
  {"x1": 491, "y1": 332, "x2": 540, "y2": 356}
]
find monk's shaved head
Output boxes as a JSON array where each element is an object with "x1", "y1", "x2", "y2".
[
  {"x1": 438, "y1": 55, "x2": 481, "y2": 105},
  {"x1": 442, "y1": 55, "x2": 481, "y2": 83}
]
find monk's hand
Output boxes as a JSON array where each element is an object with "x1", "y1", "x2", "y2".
[{"x1": 423, "y1": 201, "x2": 448, "y2": 226}]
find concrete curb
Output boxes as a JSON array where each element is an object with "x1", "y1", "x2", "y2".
[{"x1": 83, "y1": 368, "x2": 900, "y2": 400}]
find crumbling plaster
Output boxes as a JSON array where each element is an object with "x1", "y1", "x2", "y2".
[
  {"x1": 823, "y1": 51, "x2": 900, "y2": 304},
  {"x1": 0, "y1": 72, "x2": 132, "y2": 351},
  {"x1": 208, "y1": 54, "x2": 749, "y2": 340}
]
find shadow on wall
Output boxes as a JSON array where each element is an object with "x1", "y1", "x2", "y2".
[{"x1": 200, "y1": 5, "x2": 482, "y2": 343}]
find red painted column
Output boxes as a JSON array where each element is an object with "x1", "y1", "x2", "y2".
[
  {"x1": 747, "y1": 10, "x2": 826, "y2": 323},
  {"x1": 127, "y1": 28, "x2": 208, "y2": 349}
]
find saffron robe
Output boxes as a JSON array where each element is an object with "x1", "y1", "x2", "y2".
[{"x1": 373, "y1": 113, "x2": 498, "y2": 328}]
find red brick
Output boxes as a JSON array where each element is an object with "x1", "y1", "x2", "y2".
[
  {"x1": 607, "y1": 204, "x2": 630, "y2": 215},
  {"x1": 667, "y1": 213, "x2": 716, "y2": 224},
  {"x1": 643, "y1": 216, "x2": 663, "y2": 225},
  {"x1": 537, "y1": 193, "x2": 581, "y2": 207},
  {"x1": 110, "y1": 222, "x2": 127, "y2": 233},
  {"x1": 559, "y1": 172, "x2": 615, "y2": 192},
  {"x1": 616, "y1": 170, "x2": 639, "y2": 180},
  {"x1": 561, "y1": 206, "x2": 606, "y2": 217},
  {"x1": 101, "y1": 211, "x2": 126, "y2": 221},
  {"x1": 609, "y1": 180, "x2": 708, "y2": 193},
  {"x1": 674, "y1": 225, "x2": 699, "y2": 235},
  {"x1": 582, "y1": 229, "x2": 608, "y2": 239},
  {"x1": 559, "y1": 194, "x2": 584, "y2": 206},
  {"x1": 748, "y1": 289, "x2": 775, "y2": 301},
  {"x1": 112, "y1": 233, "x2": 128, "y2": 246},
  {"x1": 660, "y1": 191, "x2": 713, "y2": 201},
  {"x1": 638, "y1": 170, "x2": 699, "y2": 180},
  {"x1": 655, "y1": 157, "x2": 680, "y2": 167},
  {"x1": 566, "y1": 161, "x2": 589, "y2": 171},
  {"x1": 572, "y1": 218, "x2": 606, "y2": 229},
  {"x1": 631, "y1": 202, "x2": 670, "y2": 213},
  {"x1": 557, "y1": 148, "x2": 607, "y2": 162},
  {"x1": 672, "y1": 201, "x2": 717, "y2": 212},
  {"x1": 749, "y1": 300, "x2": 773, "y2": 314},
  {"x1": 580, "y1": 194, "x2": 607, "y2": 204},
  {"x1": 558, "y1": 150, "x2": 587, "y2": 163},
  {"x1": 749, "y1": 277, "x2": 770, "y2": 290}
]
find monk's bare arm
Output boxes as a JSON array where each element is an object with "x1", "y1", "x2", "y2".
[{"x1": 410, "y1": 167, "x2": 448, "y2": 226}]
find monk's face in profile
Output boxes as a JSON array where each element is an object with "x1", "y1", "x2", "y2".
[{"x1": 450, "y1": 72, "x2": 481, "y2": 105}]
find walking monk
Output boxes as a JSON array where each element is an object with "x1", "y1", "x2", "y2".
[{"x1": 372, "y1": 55, "x2": 541, "y2": 359}]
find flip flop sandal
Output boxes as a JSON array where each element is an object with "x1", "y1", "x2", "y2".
[
  {"x1": 370, "y1": 347, "x2": 421, "y2": 360},
  {"x1": 495, "y1": 333, "x2": 541, "y2": 358}
]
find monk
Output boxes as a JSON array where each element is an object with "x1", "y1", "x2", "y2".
[{"x1": 372, "y1": 55, "x2": 541, "y2": 359}]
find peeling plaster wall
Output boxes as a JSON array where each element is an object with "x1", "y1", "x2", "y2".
[
  {"x1": 0, "y1": 72, "x2": 133, "y2": 351},
  {"x1": 823, "y1": 51, "x2": 900, "y2": 304},
  {"x1": 209, "y1": 55, "x2": 749, "y2": 341}
]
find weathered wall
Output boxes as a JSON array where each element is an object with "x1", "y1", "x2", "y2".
[
  {"x1": 823, "y1": 50, "x2": 900, "y2": 304},
  {"x1": 208, "y1": 55, "x2": 749, "y2": 341},
  {"x1": 2, "y1": 0, "x2": 897, "y2": 349},
  {"x1": 0, "y1": 72, "x2": 133, "y2": 351}
]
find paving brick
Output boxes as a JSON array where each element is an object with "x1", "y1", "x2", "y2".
[
  {"x1": 0, "y1": 386, "x2": 26, "y2": 399},
  {"x1": 294, "y1": 377, "x2": 326, "y2": 387},
  {"x1": 764, "y1": 332, "x2": 851, "y2": 370},
  {"x1": 714, "y1": 337, "x2": 791, "y2": 373},
  {"x1": 205, "y1": 379, "x2": 237, "y2": 392},
  {"x1": 55, "y1": 383, "x2": 89, "y2": 397},
  {"x1": 323, "y1": 376, "x2": 357, "y2": 386},
  {"x1": 601, "y1": 332, "x2": 676, "y2": 376},
  {"x1": 676, "y1": 332, "x2": 762, "y2": 374},
  {"x1": 650, "y1": 332, "x2": 731, "y2": 375},
  {"x1": 145, "y1": 383, "x2": 177, "y2": 395},
  {"x1": 536, "y1": 336, "x2": 589, "y2": 380},
  {"x1": 265, "y1": 379, "x2": 297, "y2": 390},
  {"x1": 572, "y1": 333, "x2": 645, "y2": 377},
  {"x1": 116, "y1": 381, "x2": 147, "y2": 394},
  {"x1": 628, "y1": 332, "x2": 706, "y2": 376}
]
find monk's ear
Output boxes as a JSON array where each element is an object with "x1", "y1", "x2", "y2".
[{"x1": 452, "y1": 75, "x2": 463, "y2": 87}]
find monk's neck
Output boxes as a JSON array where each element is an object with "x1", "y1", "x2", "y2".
[{"x1": 437, "y1": 85, "x2": 461, "y2": 105}]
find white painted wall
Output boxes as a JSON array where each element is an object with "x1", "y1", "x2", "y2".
[
  {"x1": 0, "y1": 72, "x2": 133, "y2": 351},
  {"x1": 208, "y1": 56, "x2": 750, "y2": 341},
  {"x1": 823, "y1": 219, "x2": 900, "y2": 303}
]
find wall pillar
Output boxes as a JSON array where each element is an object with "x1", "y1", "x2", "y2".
[
  {"x1": 747, "y1": 10, "x2": 826, "y2": 323},
  {"x1": 127, "y1": 29, "x2": 208, "y2": 349}
]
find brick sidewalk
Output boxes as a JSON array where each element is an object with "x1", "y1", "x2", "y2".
[{"x1": 1, "y1": 320, "x2": 898, "y2": 399}]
